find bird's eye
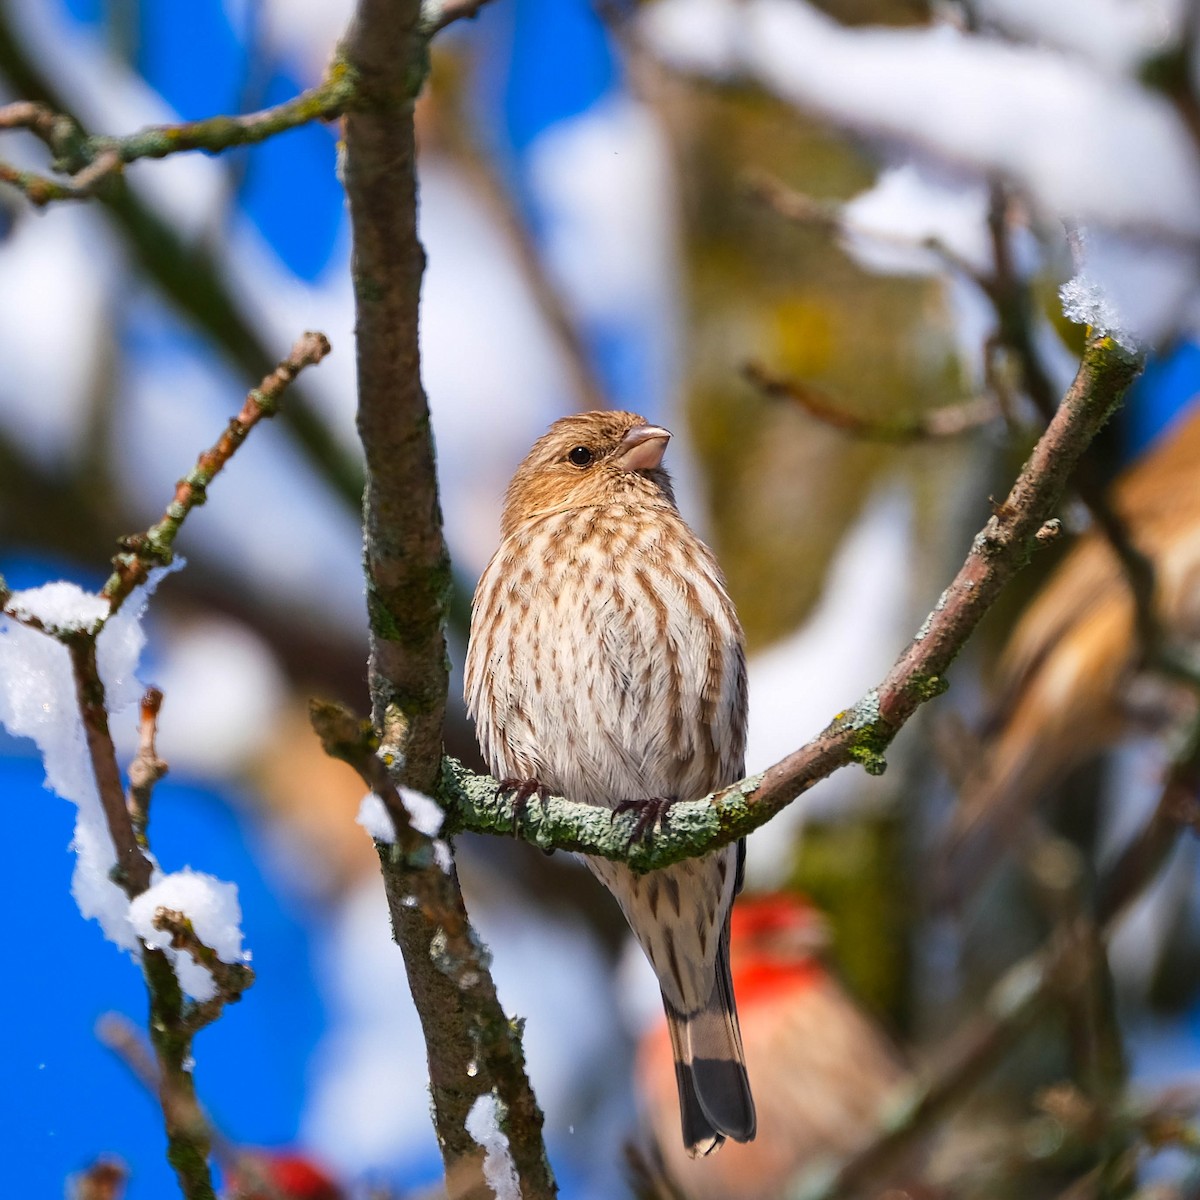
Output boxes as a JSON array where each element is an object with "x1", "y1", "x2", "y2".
[{"x1": 567, "y1": 446, "x2": 594, "y2": 467}]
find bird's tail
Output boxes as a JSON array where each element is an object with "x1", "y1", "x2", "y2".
[{"x1": 663, "y1": 935, "x2": 756, "y2": 1157}]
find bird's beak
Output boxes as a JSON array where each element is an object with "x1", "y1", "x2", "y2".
[{"x1": 615, "y1": 424, "x2": 671, "y2": 472}]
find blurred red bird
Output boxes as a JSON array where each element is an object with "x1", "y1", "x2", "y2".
[
  {"x1": 636, "y1": 894, "x2": 909, "y2": 1200},
  {"x1": 948, "y1": 402, "x2": 1200, "y2": 875},
  {"x1": 224, "y1": 1150, "x2": 344, "y2": 1200},
  {"x1": 465, "y1": 411, "x2": 755, "y2": 1155}
]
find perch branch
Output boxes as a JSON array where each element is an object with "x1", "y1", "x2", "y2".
[{"x1": 438, "y1": 333, "x2": 1141, "y2": 866}]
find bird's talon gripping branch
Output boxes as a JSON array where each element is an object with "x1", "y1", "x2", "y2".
[
  {"x1": 612, "y1": 796, "x2": 675, "y2": 848},
  {"x1": 496, "y1": 777, "x2": 551, "y2": 834}
]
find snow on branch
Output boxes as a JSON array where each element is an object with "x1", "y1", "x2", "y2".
[{"x1": 641, "y1": 0, "x2": 1200, "y2": 244}]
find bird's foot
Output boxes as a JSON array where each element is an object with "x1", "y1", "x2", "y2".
[
  {"x1": 496, "y1": 777, "x2": 551, "y2": 836},
  {"x1": 612, "y1": 796, "x2": 675, "y2": 848}
]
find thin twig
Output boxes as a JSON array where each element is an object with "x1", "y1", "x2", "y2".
[
  {"x1": 127, "y1": 687, "x2": 167, "y2": 850},
  {"x1": 0, "y1": 18, "x2": 363, "y2": 507},
  {"x1": 984, "y1": 183, "x2": 1178, "y2": 681},
  {"x1": 0, "y1": 98, "x2": 59, "y2": 138},
  {"x1": 754, "y1": 170, "x2": 1169, "y2": 670},
  {"x1": 97, "y1": 1014, "x2": 288, "y2": 1200},
  {"x1": 309, "y1": 699, "x2": 425, "y2": 859},
  {"x1": 0, "y1": 154, "x2": 118, "y2": 205},
  {"x1": 743, "y1": 360, "x2": 998, "y2": 443},
  {"x1": 102, "y1": 331, "x2": 331, "y2": 612},
  {"x1": 0, "y1": 71, "x2": 354, "y2": 204},
  {"x1": 64, "y1": 629, "x2": 221, "y2": 1197},
  {"x1": 68, "y1": 637, "x2": 156, "y2": 897},
  {"x1": 746, "y1": 169, "x2": 987, "y2": 284},
  {"x1": 152, "y1": 909, "x2": 255, "y2": 1032}
]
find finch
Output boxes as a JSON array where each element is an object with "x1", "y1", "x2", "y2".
[
  {"x1": 947, "y1": 402, "x2": 1200, "y2": 883},
  {"x1": 636, "y1": 894, "x2": 910, "y2": 1200},
  {"x1": 224, "y1": 1150, "x2": 344, "y2": 1200},
  {"x1": 464, "y1": 411, "x2": 755, "y2": 1155}
]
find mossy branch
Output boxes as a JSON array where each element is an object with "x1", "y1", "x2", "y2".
[
  {"x1": 337, "y1": 0, "x2": 556, "y2": 1194},
  {"x1": 0, "y1": 72, "x2": 354, "y2": 206},
  {"x1": 439, "y1": 334, "x2": 1142, "y2": 868}
]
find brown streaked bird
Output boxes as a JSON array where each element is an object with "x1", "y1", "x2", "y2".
[
  {"x1": 948, "y1": 402, "x2": 1200, "y2": 877},
  {"x1": 637, "y1": 894, "x2": 910, "y2": 1200},
  {"x1": 464, "y1": 411, "x2": 755, "y2": 1155}
]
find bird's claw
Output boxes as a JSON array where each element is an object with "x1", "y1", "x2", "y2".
[
  {"x1": 612, "y1": 796, "x2": 674, "y2": 848},
  {"x1": 496, "y1": 777, "x2": 551, "y2": 836}
]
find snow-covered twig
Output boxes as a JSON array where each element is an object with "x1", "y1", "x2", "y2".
[
  {"x1": 0, "y1": 334, "x2": 328, "y2": 1198},
  {"x1": 983, "y1": 189, "x2": 1196, "y2": 688},
  {"x1": 149, "y1": 909, "x2": 255, "y2": 1032}
]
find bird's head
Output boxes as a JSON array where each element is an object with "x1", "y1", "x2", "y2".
[
  {"x1": 224, "y1": 1150, "x2": 343, "y2": 1200},
  {"x1": 500, "y1": 410, "x2": 676, "y2": 538},
  {"x1": 730, "y1": 893, "x2": 830, "y2": 1002}
]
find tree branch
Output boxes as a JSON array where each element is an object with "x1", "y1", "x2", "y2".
[
  {"x1": 742, "y1": 360, "x2": 998, "y2": 444},
  {"x1": 438, "y1": 334, "x2": 1142, "y2": 866},
  {"x1": 984, "y1": 185, "x2": 1179, "y2": 682},
  {"x1": 127, "y1": 687, "x2": 167, "y2": 850},
  {"x1": 6, "y1": 336, "x2": 329, "y2": 1198},
  {"x1": 0, "y1": 72, "x2": 354, "y2": 206},
  {"x1": 67, "y1": 636, "x2": 157, "y2": 898},
  {"x1": 101, "y1": 331, "x2": 331, "y2": 612},
  {"x1": 338, "y1": 2, "x2": 556, "y2": 1193},
  {"x1": 61, "y1": 627, "x2": 218, "y2": 1199}
]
